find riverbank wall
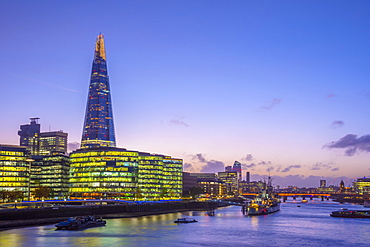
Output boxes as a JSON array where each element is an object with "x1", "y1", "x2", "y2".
[{"x1": 0, "y1": 201, "x2": 224, "y2": 230}]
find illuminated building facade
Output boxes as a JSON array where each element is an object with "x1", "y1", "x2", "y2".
[
  {"x1": 69, "y1": 148, "x2": 182, "y2": 200},
  {"x1": 69, "y1": 147, "x2": 138, "y2": 199},
  {"x1": 30, "y1": 154, "x2": 70, "y2": 199},
  {"x1": 0, "y1": 145, "x2": 30, "y2": 198},
  {"x1": 187, "y1": 173, "x2": 227, "y2": 198},
  {"x1": 39, "y1": 131, "x2": 68, "y2": 156},
  {"x1": 18, "y1": 118, "x2": 40, "y2": 155},
  {"x1": 81, "y1": 34, "x2": 116, "y2": 149},
  {"x1": 162, "y1": 157, "x2": 183, "y2": 198},
  {"x1": 18, "y1": 118, "x2": 68, "y2": 156},
  {"x1": 354, "y1": 177, "x2": 370, "y2": 195},
  {"x1": 218, "y1": 171, "x2": 239, "y2": 196}
]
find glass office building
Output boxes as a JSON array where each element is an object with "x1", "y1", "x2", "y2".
[
  {"x1": 0, "y1": 145, "x2": 30, "y2": 199},
  {"x1": 69, "y1": 148, "x2": 182, "y2": 200},
  {"x1": 69, "y1": 147, "x2": 138, "y2": 199},
  {"x1": 81, "y1": 34, "x2": 116, "y2": 149}
]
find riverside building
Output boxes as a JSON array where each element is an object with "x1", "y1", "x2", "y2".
[
  {"x1": 69, "y1": 148, "x2": 182, "y2": 200},
  {"x1": 0, "y1": 145, "x2": 30, "y2": 198}
]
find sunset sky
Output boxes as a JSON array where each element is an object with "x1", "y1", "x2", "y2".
[{"x1": 1, "y1": 1, "x2": 369, "y2": 187}]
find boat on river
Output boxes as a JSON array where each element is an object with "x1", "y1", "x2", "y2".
[
  {"x1": 330, "y1": 209, "x2": 370, "y2": 218},
  {"x1": 55, "y1": 216, "x2": 106, "y2": 230},
  {"x1": 247, "y1": 176, "x2": 281, "y2": 216},
  {"x1": 174, "y1": 218, "x2": 197, "y2": 223}
]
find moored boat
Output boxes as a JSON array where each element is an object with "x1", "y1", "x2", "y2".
[
  {"x1": 247, "y1": 176, "x2": 281, "y2": 216},
  {"x1": 174, "y1": 218, "x2": 197, "y2": 223},
  {"x1": 55, "y1": 216, "x2": 106, "y2": 230},
  {"x1": 330, "y1": 209, "x2": 370, "y2": 218}
]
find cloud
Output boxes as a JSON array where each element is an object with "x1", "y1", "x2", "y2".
[
  {"x1": 266, "y1": 166, "x2": 274, "y2": 172},
  {"x1": 242, "y1": 154, "x2": 254, "y2": 161},
  {"x1": 281, "y1": 165, "x2": 301, "y2": 173},
  {"x1": 326, "y1": 93, "x2": 335, "y2": 99},
  {"x1": 311, "y1": 162, "x2": 332, "y2": 171},
  {"x1": 331, "y1": 120, "x2": 344, "y2": 129},
  {"x1": 331, "y1": 167, "x2": 340, "y2": 171},
  {"x1": 200, "y1": 160, "x2": 225, "y2": 173},
  {"x1": 169, "y1": 116, "x2": 189, "y2": 127},
  {"x1": 67, "y1": 142, "x2": 80, "y2": 153},
  {"x1": 192, "y1": 153, "x2": 207, "y2": 163},
  {"x1": 190, "y1": 153, "x2": 225, "y2": 173},
  {"x1": 18, "y1": 75, "x2": 79, "y2": 93},
  {"x1": 259, "y1": 98, "x2": 282, "y2": 111},
  {"x1": 242, "y1": 163, "x2": 257, "y2": 169},
  {"x1": 324, "y1": 134, "x2": 370, "y2": 156},
  {"x1": 183, "y1": 163, "x2": 194, "y2": 172}
]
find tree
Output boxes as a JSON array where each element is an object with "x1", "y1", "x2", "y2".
[
  {"x1": 7, "y1": 190, "x2": 24, "y2": 202},
  {"x1": 189, "y1": 186, "x2": 204, "y2": 200},
  {"x1": 33, "y1": 186, "x2": 51, "y2": 200}
]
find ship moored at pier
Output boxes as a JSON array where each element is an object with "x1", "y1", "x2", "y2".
[{"x1": 246, "y1": 176, "x2": 281, "y2": 216}]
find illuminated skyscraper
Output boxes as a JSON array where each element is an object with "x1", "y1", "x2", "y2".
[{"x1": 81, "y1": 34, "x2": 116, "y2": 149}]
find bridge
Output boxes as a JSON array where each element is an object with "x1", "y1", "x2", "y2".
[{"x1": 241, "y1": 192, "x2": 332, "y2": 202}]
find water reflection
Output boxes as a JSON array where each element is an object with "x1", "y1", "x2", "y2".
[{"x1": 0, "y1": 200, "x2": 369, "y2": 246}]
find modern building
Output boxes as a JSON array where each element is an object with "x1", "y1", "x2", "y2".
[
  {"x1": 39, "y1": 131, "x2": 68, "y2": 156},
  {"x1": 81, "y1": 34, "x2": 116, "y2": 149},
  {"x1": 70, "y1": 34, "x2": 183, "y2": 201},
  {"x1": 69, "y1": 147, "x2": 182, "y2": 200},
  {"x1": 18, "y1": 118, "x2": 40, "y2": 155},
  {"x1": 225, "y1": 161, "x2": 242, "y2": 181},
  {"x1": 30, "y1": 154, "x2": 70, "y2": 199},
  {"x1": 189, "y1": 173, "x2": 227, "y2": 198},
  {"x1": 320, "y1": 180, "x2": 326, "y2": 188},
  {"x1": 69, "y1": 147, "x2": 139, "y2": 199},
  {"x1": 18, "y1": 118, "x2": 68, "y2": 156},
  {"x1": 182, "y1": 172, "x2": 198, "y2": 197},
  {"x1": 354, "y1": 177, "x2": 370, "y2": 195},
  {"x1": 218, "y1": 171, "x2": 239, "y2": 196},
  {"x1": 0, "y1": 145, "x2": 30, "y2": 200}
]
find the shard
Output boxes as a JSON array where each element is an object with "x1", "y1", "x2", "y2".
[{"x1": 81, "y1": 34, "x2": 116, "y2": 149}]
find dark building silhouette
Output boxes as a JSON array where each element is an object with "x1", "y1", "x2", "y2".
[
  {"x1": 18, "y1": 118, "x2": 40, "y2": 155},
  {"x1": 81, "y1": 34, "x2": 116, "y2": 149}
]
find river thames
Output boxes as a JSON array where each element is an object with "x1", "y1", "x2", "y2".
[{"x1": 0, "y1": 199, "x2": 368, "y2": 247}]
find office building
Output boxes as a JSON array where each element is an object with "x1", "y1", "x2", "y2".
[
  {"x1": 218, "y1": 171, "x2": 239, "y2": 196},
  {"x1": 18, "y1": 118, "x2": 40, "y2": 155},
  {"x1": 18, "y1": 118, "x2": 68, "y2": 156},
  {"x1": 69, "y1": 147, "x2": 182, "y2": 200},
  {"x1": 0, "y1": 145, "x2": 30, "y2": 199},
  {"x1": 81, "y1": 34, "x2": 116, "y2": 149},
  {"x1": 39, "y1": 131, "x2": 68, "y2": 156}
]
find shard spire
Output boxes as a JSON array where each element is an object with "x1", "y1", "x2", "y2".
[{"x1": 81, "y1": 34, "x2": 116, "y2": 149}]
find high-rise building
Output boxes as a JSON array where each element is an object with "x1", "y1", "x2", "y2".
[
  {"x1": 18, "y1": 118, "x2": 40, "y2": 155},
  {"x1": 70, "y1": 34, "x2": 183, "y2": 201},
  {"x1": 246, "y1": 172, "x2": 250, "y2": 183},
  {"x1": 218, "y1": 171, "x2": 239, "y2": 196},
  {"x1": 81, "y1": 34, "x2": 116, "y2": 149},
  {"x1": 39, "y1": 131, "x2": 68, "y2": 156},
  {"x1": 18, "y1": 118, "x2": 68, "y2": 156},
  {"x1": 320, "y1": 180, "x2": 326, "y2": 188}
]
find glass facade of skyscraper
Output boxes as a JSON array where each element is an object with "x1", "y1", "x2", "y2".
[{"x1": 81, "y1": 34, "x2": 116, "y2": 149}]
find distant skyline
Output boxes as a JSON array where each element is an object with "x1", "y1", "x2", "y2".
[{"x1": 1, "y1": 1, "x2": 370, "y2": 187}]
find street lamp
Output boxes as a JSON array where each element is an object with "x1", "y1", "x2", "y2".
[{"x1": 26, "y1": 158, "x2": 34, "y2": 201}]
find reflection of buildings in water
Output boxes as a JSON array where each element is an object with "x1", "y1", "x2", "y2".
[{"x1": 250, "y1": 215, "x2": 260, "y2": 230}]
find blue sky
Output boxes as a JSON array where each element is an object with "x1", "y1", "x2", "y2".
[{"x1": 1, "y1": 1, "x2": 370, "y2": 187}]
